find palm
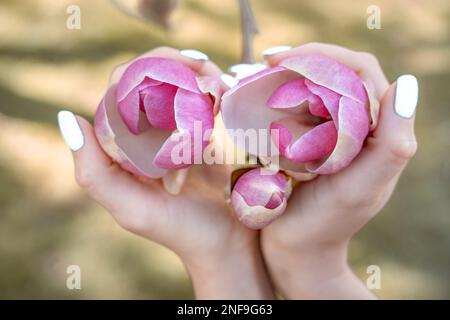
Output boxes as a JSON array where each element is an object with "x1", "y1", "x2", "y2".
[
  {"x1": 111, "y1": 163, "x2": 255, "y2": 257},
  {"x1": 264, "y1": 137, "x2": 398, "y2": 247}
]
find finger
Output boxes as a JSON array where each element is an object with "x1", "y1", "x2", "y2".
[
  {"x1": 57, "y1": 110, "x2": 160, "y2": 225},
  {"x1": 338, "y1": 75, "x2": 419, "y2": 192},
  {"x1": 110, "y1": 46, "x2": 223, "y2": 84},
  {"x1": 263, "y1": 42, "x2": 389, "y2": 99}
]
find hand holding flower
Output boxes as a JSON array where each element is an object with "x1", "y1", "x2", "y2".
[
  {"x1": 58, "y1": 47, "x2": 274, "y2": 299},
  {"x1": 259, "y1": 43, "x2": 418, "y2": 299}
]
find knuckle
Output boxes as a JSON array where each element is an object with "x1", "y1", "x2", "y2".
[
  {"x1": 115, "y1": 216, "x2": 136, "y2": 233},
  {"x1": 151, "y1": 46, "x2": 173, "y2": 54},
  {"x1": 75, "y1": 168, "x2": 95, "y2": 189},
  {"x1": 113, "y1": 210, "x2": 138, "y2": 232},
  {"x1": 388, "y1": 139, "x2": 418, "y2": 162},
  {"x1": 359, "y1": 51, "x2": 380, "y2": 66},
  {"x1": 301, "y1": 42, "x2": 320, "y2": 50},
  {"x1": 114, "y1": 211, "x2": 148, "y2": 235},
  {"x1": 306, "y1": 41, "x2": 320, "y2": 47}
]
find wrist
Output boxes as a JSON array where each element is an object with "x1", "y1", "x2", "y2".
[
  {"x1": 262, "y1": 239, "x2": 376, "y2": 299},
  {"x1": 262, "y1": 238, "x2": 353, "y2": 297},
  {"x1": 184, "y1": 240, "x2": 274, "y2": 300}
]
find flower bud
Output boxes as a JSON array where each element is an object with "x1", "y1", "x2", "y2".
[{"x1": 231, "y1": 168, "x2": 292, "y2": 229}]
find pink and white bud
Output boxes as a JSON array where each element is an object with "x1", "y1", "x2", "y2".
[
  {"x1": 221, "y1": 54, "x2": 380, "y2": 178},
  {"x1": 231, "y1": 168, "x2": 292, "y2": 229},
  {"x1": 94, "y1": 57, "x2": 221, "y2": 187}
]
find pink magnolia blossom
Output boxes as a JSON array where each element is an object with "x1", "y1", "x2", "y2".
[
  {"x1": 94, "y1": 57, "x2": 220, "y2": 181},
  {"x1": 221, "y1": 54, "x2": 379, "y2": 179},
  {"x1": 231, "y1": 168, "x2": 292, "y2": 229}
]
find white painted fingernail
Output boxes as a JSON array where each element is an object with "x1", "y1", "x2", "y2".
[
  {"x1": 57, "y1": 110, "x2": 84, "y2": 151},
  {"x1": 262, "y1": 45, "x2": 292, "y2": 59},
  {"x1": 394, "y1": 74, "x2": 419, "y2": 119},
  {"x1": 220, "y1": 74, "x2": 239, "y2": 88},
  {"x1": 180, "y1": 49, "x2": 209, "y2": 61}
]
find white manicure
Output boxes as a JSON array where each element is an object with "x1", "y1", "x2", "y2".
[
  {"x1": 180, "y1": 49, "x2": 209, "y2": 61},
  {"x1": 220, "y1": 74, "x2": 239, "y2": 88},
  {"x1": 394, "y1": 74, "x2": 419, "y2": 118},
  {"x1": 57, "y1": 110, "x2": 84, "y2": 151},
  {"x1": 262, "y1": 45, "x2": 292, "y2": 59}
]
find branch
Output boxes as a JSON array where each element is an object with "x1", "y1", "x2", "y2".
[{"x1": 238, "y1": 0, "x2": 259, "y2": 64}]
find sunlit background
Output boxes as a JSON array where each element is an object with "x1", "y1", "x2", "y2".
[{"x1": 0, "y1": 0, "x2": 449, "y2": 299}]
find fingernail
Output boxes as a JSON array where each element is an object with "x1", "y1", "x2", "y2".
[
  {"x1": 180, "y1": 49, "x2": 209, "y2": 61},
  {"x1": 394, "y1": 74, "x2": 419, "y2": 118},
  {"x1": 262, "y1": 45, "x2": 292, "y2": 59},
  {"x1": 57, "y1": 110, "x2": 84, "y2": 151},
  {"x1": 220, "y1": 74, "x2": 239, "y2": 88}
]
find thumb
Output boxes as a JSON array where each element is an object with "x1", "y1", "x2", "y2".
[
  {"x1": 340, "y1": 74, "x2": 419, "y2": 190},
  {"x1": 58, "y1": 110, "x2": 115, "y2": 192},
  {"x1": 57, "y1": 110, "x2": 154, "y2": 221}
]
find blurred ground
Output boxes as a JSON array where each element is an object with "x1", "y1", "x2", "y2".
[{"x1": 0, "y1": 0, "x2": 449, "y2": 299}]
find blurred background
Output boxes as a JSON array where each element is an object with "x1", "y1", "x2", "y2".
[{"x1": 0, "y1": 0, "x2": 449, "y2": 299}]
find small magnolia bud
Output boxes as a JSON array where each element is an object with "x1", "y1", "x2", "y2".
[{"x1": 231, "y1": 168, "x2": 292, "y2": 229}]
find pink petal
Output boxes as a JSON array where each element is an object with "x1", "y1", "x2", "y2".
[
  {"x1": 141, "y1": 83, "x2": 177, "y2": 131},
  {"x1": 280, "y1": 54, "x2": 367, "y2": 104},
  {"x1": 196, "y1": 75, "x2": 223, "y2": 115},
  {"x1": 221, "y1": 67, "x2": 300, "y2": 157},
  {"x1": 138, "y1": 77, "x2": 163, "y2": 88},
  {"x1": 271, "y1": 120, "x2": 337, "y2": 163},
  {"x1": 231, "y1": 168, "x2": 292, "y2": 229},
  {"x1": 309, "y1": 98, "x2": 330, "y2": 118},
  {"x1": 288, "y1": 121, "x2": 337, "y2": 162},
  {"x1": 138, "y1": 78, "x2": 163, "y2": 111},
  {"x1": 265, "y1": 192, "x2": 284, "y2": 209},
  {"x1": 118, "y1": 77, "x2": 162, "y2": 134},
  {"x1": 306, "y1": 96, "x2": 369, "y2": 174},
  {"x1": 267, "y1": 78, "x2": 319, "y2": 109},
  {"x1": 174, "y1": 88, "x2": 214, "y2": 134},
  {"x1": 304, "y1": 79, "x2": 340, "y2": 125},
  {"x1": 153, "y1": 132, "x2": 193, "y2": 170},
  {"x1": 363, "y1": 79, "x2": 380, "y2": 130},
  {"x1": 231, "y1": 192, "x2": 287, "y2": 230},
  {"x1": 94, "y1": 84, "x2": 170, "y2": 178},
  {"x1": 223, "y1": 66, "x2": 286, "y2": 97},
  {"x1": 269, "y1": 117, "x2": 314, "y2": 156},
  {"x1": 116, "y1": 57, "x2": 200, "y2": 103},
  {"x1": 118, "y1": 85, "x2": 142, "y2": 135},
  {"x1": 233, "y1": 168, "x2": 288, "y2": 206},
  {"x1": 270, "y1": 121, "x2": 292, "y2": 156},
  {"x1": 153, "y1": 88, "x2": 215, "y2": 169}
]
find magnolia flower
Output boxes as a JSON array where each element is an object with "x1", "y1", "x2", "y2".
[
  {"x1": 231, "y1": 168, "x2": 292, "y2": 229},
  {"x1": 221, "y1": 54, "x2": 379, "y2": 180},
  {"x1": 94, "y1": 57, "x2": 220, "y2": 189}
]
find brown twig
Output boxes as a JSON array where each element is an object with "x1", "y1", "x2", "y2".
[{"x1": 238, "y1": 0, "x2": 259, "y2": 64}]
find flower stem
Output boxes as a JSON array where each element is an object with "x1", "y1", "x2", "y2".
[{"x1": 238, "y1": 0, "x2": 259, "y2": 64}]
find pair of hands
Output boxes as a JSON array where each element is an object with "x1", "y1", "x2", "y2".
[{"x1": 67, "y1": 43, "x2": 417, "y2": 299}]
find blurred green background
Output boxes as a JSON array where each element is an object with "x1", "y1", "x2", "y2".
[{"x1": 0, "y1": 0, "x2": 449, "y2": 299}]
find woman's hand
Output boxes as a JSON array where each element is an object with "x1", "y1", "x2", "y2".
[
  {"x1": 58, "y1": 47, "x2": 274, "y2": 299},
  {"x1": 260, "y1": 43, "x2": 419, "y2": 299}
]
